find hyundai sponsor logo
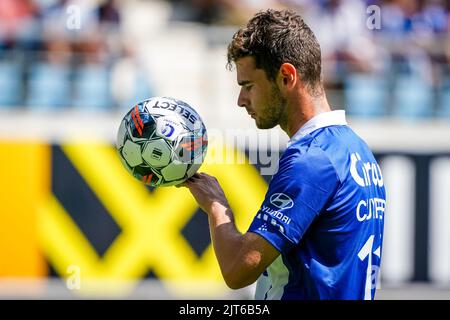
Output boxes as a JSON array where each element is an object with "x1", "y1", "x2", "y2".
[{"x1": 269, "y1": 193, "x2": 294, "y2": 209}]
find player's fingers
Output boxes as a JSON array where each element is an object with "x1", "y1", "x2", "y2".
[
  {"x1": 198, "y1": 172, "x2": 218, "y2": 184},
  {"x1": 175, "y1": 182, "x2": 187, "y2": 188},
  {"x1": 196, "y1": 172, "x2": 212, "y2": 181},
  {"x1": 183, "y1": 175, "x2": 200, "y2": 185},
  {"x1": 177, "y1": 174, "x2": 199, "y2": 187},
  {"x1": 187, "y1": 174, "x2": 202, "y2": 182}
]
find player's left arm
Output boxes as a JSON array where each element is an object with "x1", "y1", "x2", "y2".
[{"x1": 182, "y1": 173, "x2": 280, "y2": 289}]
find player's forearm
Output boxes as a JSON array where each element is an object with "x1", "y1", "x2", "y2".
[
  {"x1": 207, "y1": 202, "x2": 242, "y2": 261},
  {"x1": 207, "y1": 202, "x2": 248, "y2": 288},
  {"x1": 208, "y1": 203, "x2": 262, "y2": 289}
]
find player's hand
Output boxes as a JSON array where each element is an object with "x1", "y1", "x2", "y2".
[{"x1": 177, "y1": 173, "x2": 230, "y2": 214}]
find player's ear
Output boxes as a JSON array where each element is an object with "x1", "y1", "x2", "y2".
[{"x1": 278, "y1": 63, "x2": 297, "y2": 90}]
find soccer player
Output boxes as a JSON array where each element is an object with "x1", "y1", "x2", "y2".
[{"x1": 182, "y1": 9, "x2": 386, "y2": 300}]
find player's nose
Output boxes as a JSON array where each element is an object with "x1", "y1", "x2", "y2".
[{"x1": 237, "y1": 89, "x2": 248, "y2": 108}]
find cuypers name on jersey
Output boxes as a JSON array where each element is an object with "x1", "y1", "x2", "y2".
[
  {"x1": 150, "y1": 100, "x2": 198, "y2": 124},
  {"x1": 356, "y1": 197, "x2": 385, "y2": 222}
]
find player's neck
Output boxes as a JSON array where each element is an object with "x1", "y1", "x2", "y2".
[{"x1": 281, "y1": 92, "x2": 331, "y2": 138}]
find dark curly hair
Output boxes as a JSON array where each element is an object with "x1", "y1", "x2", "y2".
[{"x1": 227, "y1": 9, "x2": 322, "y2": 94}]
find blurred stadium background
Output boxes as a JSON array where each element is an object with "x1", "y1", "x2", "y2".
[{"x1": 1, "y1": 0, "x2": 450, "y2": 300}]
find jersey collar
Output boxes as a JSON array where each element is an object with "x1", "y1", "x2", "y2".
[{"x1": 287, "y1": 110, "x2": 348, "y2": 147}]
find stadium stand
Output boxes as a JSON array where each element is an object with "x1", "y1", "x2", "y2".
[{"x1": 26, "y1": 62, "x2": 71, "y2": 110}]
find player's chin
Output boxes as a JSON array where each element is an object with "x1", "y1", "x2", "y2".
[{"x1": 255, "y1": 118, "x2": 277, "y2": 130}]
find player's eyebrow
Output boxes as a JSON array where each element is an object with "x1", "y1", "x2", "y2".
[{"x1": 238, "y1": 80, "x2": 252, "y2": 86}]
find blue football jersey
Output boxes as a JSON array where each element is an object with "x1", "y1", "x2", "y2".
[{"x1": 248, "y1": 111, "x2": 386, "y2": 300}]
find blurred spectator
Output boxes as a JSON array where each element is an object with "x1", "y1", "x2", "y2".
[
  {"x1": 379, "y1": 0, "x2": 440, "y2": 82},
  {"x1": 421, "y1": 0, "x2": 448, "y2": 34},
  {"x1": 96, "y1": 0, "x2": 122, "y2": 60},
  {"x1": 168, "y1": 0, "x2": 228, "y2": 24},
  {"x1": 381, "y1": 0, "x2": 448, "y2": 36},
  {"x1": 98, "y1": 0, "x2": 120, "y2": 25},
  {"x1": 0, "y1": 0, "x2": 42, "y2": 51},
  {"x1": 302, "y1": 0, "x2": 387, "y2": 90},
  {"x1": 218, "y1": 0, "x2": 285, "y2": 25},
  {"x1": 41, "y1": 0, "x2": 99, "y2": 43},
  {"x1": 40, "y1": 0, "x2": 122, "y2": 65},
  {"x1": 278, "y1": 0, "x2": 316, "y2": 13},
  {"x1": 168, "y1": 0, "x2": 284, "y2": 25}
]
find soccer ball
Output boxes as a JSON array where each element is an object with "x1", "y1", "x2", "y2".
[{"x1": 116, "y1": 97, "x2": 208, "y2": 187}]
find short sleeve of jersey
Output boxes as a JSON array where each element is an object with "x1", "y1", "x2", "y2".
[{"x1": 248, "y1": 144, "x2": 339, "y2": 253}]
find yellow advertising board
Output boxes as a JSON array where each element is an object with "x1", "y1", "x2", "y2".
[{"x1": 0, "y1": 141, "x2": 268, "y2": 297}]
